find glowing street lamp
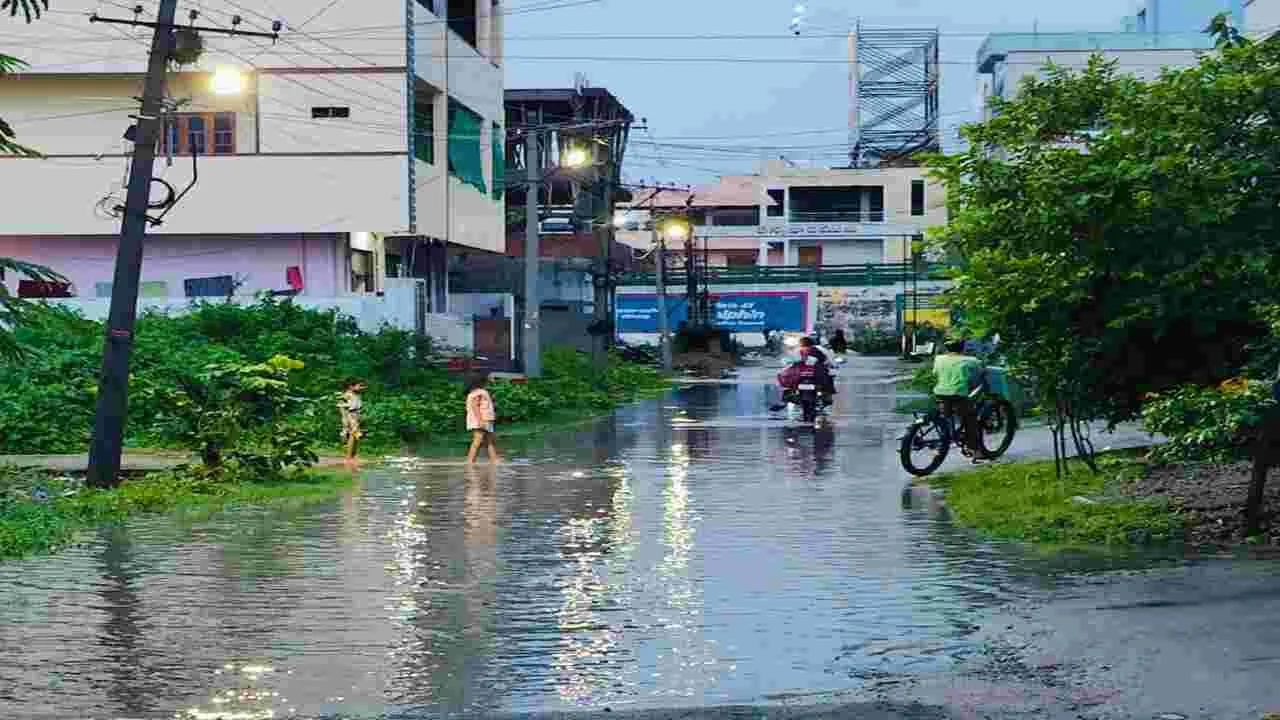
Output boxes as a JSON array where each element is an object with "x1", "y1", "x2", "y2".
[
  {"x1": 563, "y1": 146, "x2": 590, "y2": 168},
  {"x1": 211, "y1": 66, "x2": 244, "y2": 95}
]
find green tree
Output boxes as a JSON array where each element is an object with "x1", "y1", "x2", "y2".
[{"x1": 927, "y1": 17, "x2": 1280, "y2": 524}]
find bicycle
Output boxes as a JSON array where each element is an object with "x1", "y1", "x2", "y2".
[{"x1": 898, "y1": 385, "x2": 1018, "y2": 477}]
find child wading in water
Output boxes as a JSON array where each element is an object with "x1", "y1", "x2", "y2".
[
  {"x1": 465, "y1": 373, "x2": 500, "y2": 464},
  {"x1": 338, "y1": 379, "x2": 368, "y2": 466}
]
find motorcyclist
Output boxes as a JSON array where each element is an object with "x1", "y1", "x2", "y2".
[
  {"x1": 798, "y1": 336, "x2": 837, "y2": 397},
  {"x1": 933, "y1": 335, "x2": 990, "y2": 461}
]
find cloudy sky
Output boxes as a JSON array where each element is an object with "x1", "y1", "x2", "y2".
[{"x1": 505, "y1": 0, "x2": 1138, "y2": 184}]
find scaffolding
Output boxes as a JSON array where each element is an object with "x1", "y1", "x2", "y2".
[{"x1": 849, "y1": 24, "x2": 941, "y2": 167}]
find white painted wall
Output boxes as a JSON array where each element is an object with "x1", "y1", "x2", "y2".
[
  {"x1": 1246, "y1": 0, "x2": 1280, "y2": 36},
  {"x1": 0, "y1": 155, "x2": 405, "y2": 235}
]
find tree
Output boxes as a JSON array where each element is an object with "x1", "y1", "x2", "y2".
[{"x1": 927, "y1": 17, "x2": 1280, "y2": 522}]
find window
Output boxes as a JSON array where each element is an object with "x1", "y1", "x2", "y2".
[
  {"x1": 213, "y1": 114, "x2": 234, "y2": 154},
  {"x1": 766, "y1": 188, "x2": 785, "y2": 217},
  {"x1": 160, "y1": 112, "x2": 235, "y2": 155},
  {"x1": 448, "y1": 0, "x2": 478, "y2": 48},
  {"x1": 311, "y1": 106, "x2": 351, "y2": 119},
  {"x1": 414, "y1": 100, "x2": 434, "y2": 164},
  {"x1": 911, "y1": 179, "x2": 925, "y2": 217},
  {"x1": 447, "y1": 98, "x2": 486, "y2": 193},
  {"x1": 386, "y1": 254, "x2": 403, "y2": 278},
  {"x1": 184, "y1": 275, "x2": 236, "y2": 298},
  {"x1": 711, "y1": 208, "x2": 760, "y2": 226}
]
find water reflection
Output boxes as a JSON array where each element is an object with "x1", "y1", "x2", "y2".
[{"x1": 0, "y1": 359, "x2": 1185, "y2": 718}]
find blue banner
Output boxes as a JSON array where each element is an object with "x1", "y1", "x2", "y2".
[{"x1": 615, "y1": 292, "x2": 807, "y2": 333}]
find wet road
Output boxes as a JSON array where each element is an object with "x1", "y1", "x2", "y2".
[{"x1": 1, "y1": 357, "x2": 1277, "y2": 720}]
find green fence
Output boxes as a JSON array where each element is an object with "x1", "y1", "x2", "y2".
[{"x1": 616, "y1": 263, "x2": 951, "y2": 287}]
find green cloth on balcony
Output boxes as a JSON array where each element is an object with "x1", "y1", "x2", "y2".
[
  {"x1": 491, "y1": 122, "x2": 504, "y2": 199},
  {"x1": 447, "y1": 100, "x2": 486, "y2": 194}
]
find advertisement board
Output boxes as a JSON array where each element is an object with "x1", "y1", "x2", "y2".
[{"x1": 615, "y1": 291, "x2": 807, "y2": 333}]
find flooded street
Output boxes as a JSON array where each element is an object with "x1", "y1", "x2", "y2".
[{"x1": 2, "y1": 357, "x2": 1278, "y2": 719}]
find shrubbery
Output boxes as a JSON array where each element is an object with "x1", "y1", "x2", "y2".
[
  {"x1": 1141, "y1": 378, "x2": 1278, "y2": 462},
  {"x1": 0, "y1": 299, "x2": 669, "y2": 457},
  {"x1": 848, "y1": 326, "x2": 899, "y2": 355}
]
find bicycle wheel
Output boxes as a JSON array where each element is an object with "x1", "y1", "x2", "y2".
[
  {"x1": 900, "y1": 416, "x2": 952, "y2": 477},
  {"x1": 978, "y1": 398, "x2": 1017, "y2": 459}
]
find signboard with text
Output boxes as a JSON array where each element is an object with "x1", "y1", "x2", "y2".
[{"x1": 615, "y1": 291, "x2": 807, "y2": 333}]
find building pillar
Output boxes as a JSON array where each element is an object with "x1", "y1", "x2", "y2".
[
  {"x1": 757, "y1": 240, "x2": 769, "y2": 266},
  {"x1": 782, "y1": 237, "x2": 791, "y2": 266}
]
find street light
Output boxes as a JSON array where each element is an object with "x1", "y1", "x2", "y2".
[
  {"x1": 211, "y1": 66, "x2": 243, "y2": 95},
  {"x1": 652, "y1": 218, "x2": 688, "y2": 373},
  {"x1": 563, "y1": 146, "x2": 590, "y2": 168}
]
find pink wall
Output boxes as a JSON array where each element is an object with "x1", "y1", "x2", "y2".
[{"x1": 0, "y1": 234, "x2": 344, "y2": 298}]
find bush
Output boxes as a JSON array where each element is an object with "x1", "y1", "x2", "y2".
[
  {"x1": 1141, "y1": 378, "x2": 1278, "y2": 462},
  {"x1": 0, "y1": 300, "x2": 669, "y2": 456},
  {"x1": 849, "y1": 327, "x2": 900, "y2": 355}
]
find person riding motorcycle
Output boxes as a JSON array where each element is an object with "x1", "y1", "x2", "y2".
[
  {"x1": 933, "y1": 335, "x2": 991, "y2": 461},
  {"x1": 798, "y1": 336, "x2": 837, "y2": 396}
]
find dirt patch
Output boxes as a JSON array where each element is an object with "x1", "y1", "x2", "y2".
[
  {"x1": 674, "y1": 350, "x2": 737, "y2": 378},
  {"x1": 1124, "y1": 459, "x2": 1280, "y2": 548}
]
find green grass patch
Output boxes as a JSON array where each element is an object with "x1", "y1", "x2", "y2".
[
  {"x1": 927, "y1": 451, "x2": 1185, "y2": 548},
  {"x1": 0, "y1": 465, "x2": 353, "y2": 560}
]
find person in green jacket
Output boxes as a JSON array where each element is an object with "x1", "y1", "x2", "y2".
[{"x1": 933, "y1": 337, "x2": 990, "y2": 461}]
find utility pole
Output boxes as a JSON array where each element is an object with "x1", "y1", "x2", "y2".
[
  {"x1": 652, "y1": 224, "x2": 672, "y2": 372},
  {"x1": 523, "y1": 130, "x2": 542, "y2": 378},
  {"x1": 86, "y1": 0, "x2": 178, "y2": 488},
  {"x1": 85, "y1": 4, "x2": 279, "y2": 488}
]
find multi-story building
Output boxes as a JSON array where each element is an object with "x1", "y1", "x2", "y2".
[
  {"x1": 1245, "y1": 0, "x2": 1280, "y2": 37},
  {"x1": 0, "y1": 0, "x2": 504, "y2": 318},
  {"x1": 977, "y1": 1, "x2": 1232, "y2": 121},
  {"x1": 616, "y1": 160, "x2": 946, "y2": 268}
]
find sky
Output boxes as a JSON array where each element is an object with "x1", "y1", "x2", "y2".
[{"x1": 505, "y1": 0, "x2": 1138, "y2": 185}]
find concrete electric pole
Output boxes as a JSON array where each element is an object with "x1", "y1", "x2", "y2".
[
  {"x1": 652, "y1": 224, "x2": 672, "y2": 372},
  {"x1": 523, "y1": 130, "x2": 542, "y2": 378},
  {"x1": 85, "y1": 4, "x2": 279, "y2": 487}
]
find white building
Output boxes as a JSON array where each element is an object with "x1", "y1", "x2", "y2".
[
  {"x1": 0, "y1": 0, "x2": 505, "y2": 316},
  {"x1": 1245, "y1": 0, "x2": 1280, "y2": 37},
  {"x1": 976, "y1": 17, "x2": 1219, "y2": 122},
  {"x1": 616, "y1": 161, "x2": 946, "y2": 267}
]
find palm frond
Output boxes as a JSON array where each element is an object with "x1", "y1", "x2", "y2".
[
  {"x1": 0, "y1": 0, "x2": 49, "y2": 23},
  {"x1": 0, "y1": 259, "x2": 68, "y2": 364}
]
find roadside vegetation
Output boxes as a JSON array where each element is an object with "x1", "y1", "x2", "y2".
[
  {"x1": 0, "y1": 299, "x2": 667, "y2": 560},
  {"x1": 0, "y1": 464, "x2": 353, "y2": 559},
  {"x1": 923, "y1": 17, "x2": 1280, "y2": 547},
  {"x1": 927, "y1": 451, "x2": 1183, "y2": 549}
]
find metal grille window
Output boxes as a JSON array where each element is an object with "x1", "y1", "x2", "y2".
[
  {"x1": 414, "y1": 100, "x2": 434, "y2": 164},
  {"x1": 911, "y1": 179, "x2": 925, "y2": 217},
  {"x1": 160, "y1": 112, "x2": 235, "y2": 155}
]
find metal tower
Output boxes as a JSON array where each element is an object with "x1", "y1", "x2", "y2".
[{"x1": 849, "y1": 23, "x2": 941, "y2": 167}]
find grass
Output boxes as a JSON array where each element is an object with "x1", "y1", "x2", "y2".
[
  {"x1": 0, "y1": 465, "x2": 354, "y2": 560},
  {"x1": 926, "y1": 450, "x2": 1185, "y2": 548}
]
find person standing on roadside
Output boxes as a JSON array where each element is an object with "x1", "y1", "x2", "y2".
[
  {"x1": 465, "y1": 373, "x2": 500, "y2": 464},
  {"x1": 338, "y1": 379, "x2": 368, "y2": 466}
]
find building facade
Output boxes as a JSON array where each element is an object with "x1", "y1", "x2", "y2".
[
  {"x1": 1245, "y1": 0, "x2": 1280, "y2": 37},
  {"x1": 0, "y1": 0, "x2": 505, "y2": 311},
  {"x1": 616, "y1": 161, "x2": 946, "y2": 268},
  {"x1": 976, "y1": 0, "x2": 1238, "y2": 123}
]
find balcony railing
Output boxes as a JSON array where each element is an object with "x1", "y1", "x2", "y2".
[
  {"x1": 788, "y1": 211, "x2": 885, "y2": 223},
  {"x1": 617, "y1": 262, "x2": 950, "y2": 287}
]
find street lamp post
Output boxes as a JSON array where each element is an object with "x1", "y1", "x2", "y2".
[
  {"x1": 654, "y1": 219, "x2": 687, "y2": 373},
  {"x1": 522, "y1": 139, "x2": 590, "y2": 378}
]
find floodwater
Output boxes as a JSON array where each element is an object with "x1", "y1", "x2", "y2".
[{"x1": 0, "y1": 358, "x2": 1262, "y2": 719}]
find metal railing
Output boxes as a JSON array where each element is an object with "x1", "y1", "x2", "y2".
[{"x1": 616, "y1": 262, "x2": 950, "y2": 287}]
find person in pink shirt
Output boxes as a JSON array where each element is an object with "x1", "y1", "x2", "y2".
[{"x1": 464, "y1": 372, "x2": 500, "y2": 464}]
